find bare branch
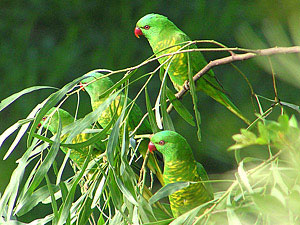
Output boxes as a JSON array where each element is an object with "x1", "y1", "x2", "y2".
[{"x1": 175, "y1": 46, "x2": 300, "y2": 99}]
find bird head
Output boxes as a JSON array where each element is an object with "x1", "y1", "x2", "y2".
[
  {"x1": 80, "y1": 71, "x2": 114, "y2": 98},
  {"x1": 149, "y1": 130, "x2": 193, "y2": 161},
  {"x1": 37, "y1": 107, "x2": 73, "y2": 133},
  {"x1": 134, "y1": 13, "x2": 173, "y2": 40}
]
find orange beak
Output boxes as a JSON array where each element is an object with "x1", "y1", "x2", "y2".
[
  {"x1": 148, "y1": 141, "x2": 156, "y2": 153},
  {"x1": 134, "y1": 27, "x2": 143, "y2": 38}
]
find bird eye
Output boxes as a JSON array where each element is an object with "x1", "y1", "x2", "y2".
[
  {"x1": 42, "y1": 117, "x2": 47, "y2": 121},
  {"x1": 144, "y1": 25, "x2": 150, "y2": 30},
  {"x1": 158, "y1": 140, "x2": 165, "y2": 145}
]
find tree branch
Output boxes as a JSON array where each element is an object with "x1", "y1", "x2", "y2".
[{"x1": 175, "y1": 46, "x2": 300, "y2": 99}]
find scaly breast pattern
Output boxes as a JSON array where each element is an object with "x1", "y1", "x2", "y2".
[{"x1": 164, "y1": 160, "x2": 212, "y2": 217}]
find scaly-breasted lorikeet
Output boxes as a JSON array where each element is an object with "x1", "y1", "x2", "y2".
[
  {"x1": 148, "y1": 130, "x2": 213, "y2": 217},
  {"x1": 80, "y1": 71, "x2": 164, "y2": 185},
  {"x1": 135, "y1": 13, "x2": 250, "y2": 125},
  {"x1": 38, "y1": 107, "x2": 105, "y2": 169}
]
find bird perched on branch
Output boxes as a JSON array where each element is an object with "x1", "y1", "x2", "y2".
[
  {"x1": 135, "y1": 13, "x2": 250, "y2": 125},
  {"x1": 148, "y1": 130, "x2": 213, "y2": 217},
  {"x1": 80, "y1": 71, "x2": 164, "y2": 185}
]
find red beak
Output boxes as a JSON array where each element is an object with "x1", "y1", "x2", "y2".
[
  {"x1": 134, "y1": 27, "x2": 143, "y2": 38},
  {"x1": 37, "y1": 123, "x2": 41, "y2": 128},
  {"x1": 79, "y1": 82, "x2": 86, "y2": 91},
  {"x1": 148, "y1": 141, "x2": 157, "y2": 153}
]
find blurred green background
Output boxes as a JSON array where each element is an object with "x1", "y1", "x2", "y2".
[{"x1": 1, "y1": 0, "x2": 300, "y2": 221}]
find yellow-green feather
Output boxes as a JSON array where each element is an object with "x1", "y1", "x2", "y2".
[{"x1": 164, "y1": 160, "x2": 212, "y2": 217}]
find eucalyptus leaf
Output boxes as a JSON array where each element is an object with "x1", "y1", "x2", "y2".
[
  {"x1": 145, "y1": 87, "x2": 160, "y2": 133},
  {"x1": 166, "y1": 88, "x2": 195, "y2": 126},
  {"x1": 187, "y1": 50, "x2": 201, "y2": 141},
  {"x1": 28, "y1": 76, "x2": 86, "y2": 146},
  {"x1": 65, "y1": 91, "x2": 120, "y2": 143},
  {"x1": 0, "y1": 86, "x2": 56, "y2": 112},
  {"x1": 15, "y1": 184, "x2": 60, "y2": 216},
  {"x1": 149, "y1": 182, "x2": 190, "y2": 205}
]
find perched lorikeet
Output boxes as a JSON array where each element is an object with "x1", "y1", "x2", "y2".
[
  {"x1": 80, "y1": 71, "x2": 164, "y2": 185},
  {"x1": 148, "y1": 130, "x2": 213, "y2": 217},
  {"x1": 135, "y1": 14, "x2": 250, "y2": 125},
  {"x1": 38, "y1": 107, "x2": 105, "y2": 169}
]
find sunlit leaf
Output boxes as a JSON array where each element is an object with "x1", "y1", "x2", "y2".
[
  {"x1": 0, "y1": 86, "x2": 56, "y2": 112},
  {"x1": 28, "y1": 76, "x2": 86, "y2": 146}
]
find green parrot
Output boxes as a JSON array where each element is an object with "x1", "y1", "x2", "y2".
[
  {"x1": 80, "y1": 71, "x2": 164, "y2": 185},
  {"x1": 135, "y1": 13, "x2": 250, "y2": 125},
  {"x1": 148, "y1": 130, "x2": 213, "y2": 217},
  {"x1": 38, "y1": 107, "x2": 105, "y2": 169}
]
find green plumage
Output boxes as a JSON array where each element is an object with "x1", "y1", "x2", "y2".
[
  {"x1": 150, "y1": 130, "x2": 213, "y2": 217},
  {"x1": 81, "y1": 71, "x2": 164, "y2": 185},
  {"x1": 39, "y1": 107, "x2": 104, "y2": 169},
  {"x1": 136, "y1": 14, "x2": 250, "y2": 125}
]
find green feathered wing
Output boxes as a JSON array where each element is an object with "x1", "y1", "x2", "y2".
[
  {"x1": 136, "y1": 14, "x2": 250, "y2": 125},
  {"x1": 39, "y1": 107, "x2": 105, "y2": 169},
  {"x1": 81, "y1": 72, "x2": 164, "y2": 185},
  {"x1": 150, "y1": 130, "x2": 213, "y2": 217}
]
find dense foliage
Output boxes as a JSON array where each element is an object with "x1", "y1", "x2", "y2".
[{"x1": 1, "y1": 0, "x2": 300, "y2": 224}]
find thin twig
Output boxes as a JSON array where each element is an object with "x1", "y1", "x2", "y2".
[
  {"x1": 176, "y1": 46, "x2": 300, "y2": 99},
  {"x1": 138, "y1": 149, "x2": 151, "y2": 187}
]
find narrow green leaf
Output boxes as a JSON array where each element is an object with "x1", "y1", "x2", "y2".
[
  {"x1": 114, "y1": 174, "x2": 138, "y2": 206},
  {"x1": 87, "y1": 69, "x2": 137, "y2": 100},
  {"x1": 238, "y1": 161, "x2": 253, "y2": 194},
  {"x1": 166, "y1": 88, "x2": 195, "y2": 126},
  {"x1": 56, "y1": 149, "x2": 71, "y2": 185},
  {"x1": 27, "y1": 76, "x2": 86, "y2": 146},
  {"x1": 0, "y1": 123, "x2": 21, "y2": 150},
  {"x1": 45, "y1": 175, "x2": 59, "y2": 221},
  {"x1": 15, "y1": 184, "x2": 60, "y2": 216},
  {"x1": 65, "y1": 91, "x2": 120, "y2": 143},
  {"x1": 137, "y1": 197, "x2": 156, "y2": 223},
  {"x1": 160, "y1": 71, "x2": 174, "y2": 131},
  {"x1": 149, "y1": 182, "x2": 190, "y2": 205},
  {"x1": 77, "y1": 197, "x2": 93, "y2": 225},
  {"x1": 145, "y1": 87, "x2": 160, "y2": 133},
  {"x1": 3, "y1": 104, "x2": 42, "y2": 160},
  {"x1": 226, "y1": 192, "x2": 242, "y2": 225},
  {"x1": 280, "y1": 100, "x2": 300, "y2": 113},
  {"x1": 107, "y1": 94, "x2": 126, "y2": 166},
  {"x1": 0, "y1": 86, "x2": 56, "y2": 112},
  {"x1": 170, "y1": 204, "x2": 203, "y2": 225},
  {"x1": 91, "y1": 173, "x2": 107, "y2": 208},
  {"x1": 26, "y1": 118, "x2": 62, "y2": 196},
  {"x1": 108, "y1": 172, "x2": 122, "y2": 210},
  {"x1": 57, "y1": 148, "x2": 92, "y2": 225},
  {"x1": 0, "y1": 138, "x2": 39, "y2": 218},
  {"x1": 187, "y1": 51, "x2": 201, "y2": 141},
  {"x1": 143, "y1": 219, "x2": 174, "y2": 225}
]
